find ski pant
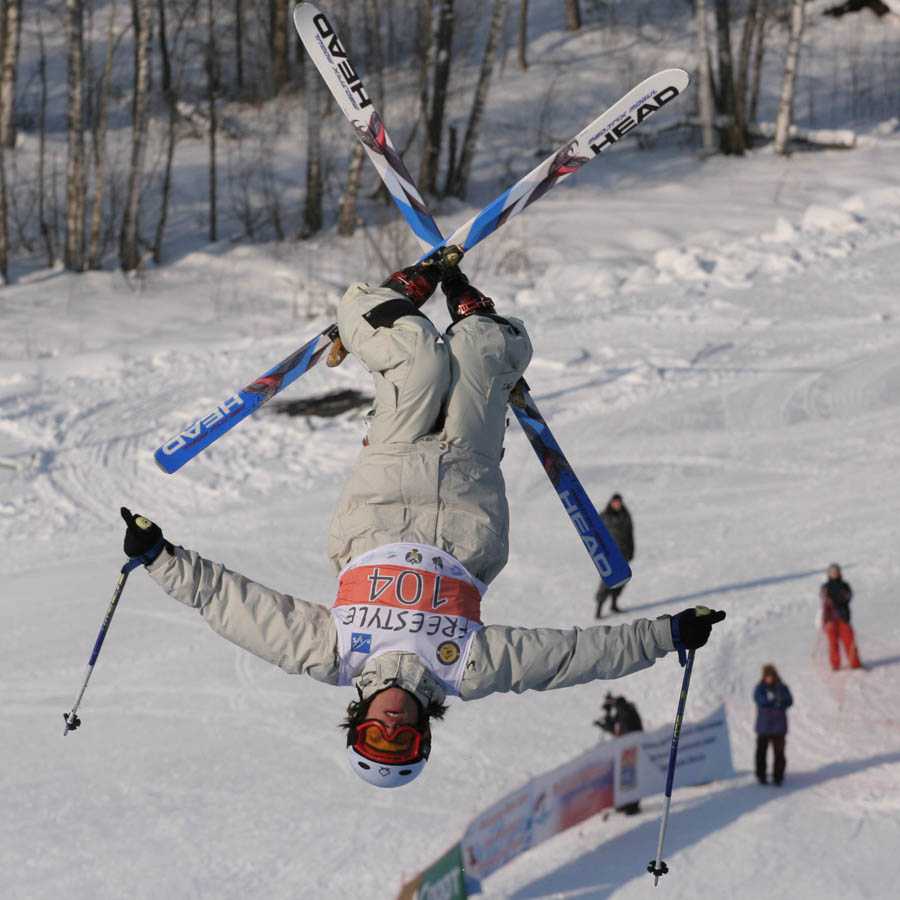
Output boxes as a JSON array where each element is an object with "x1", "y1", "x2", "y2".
[
  {"x1": 825, "y1": 620, "x2": 861, "y2": 670},
  {"x1": 328, "y1": 283, "x2": 533, "y2": 584},
  {"x1": 335, "y1": 284, "x2": 532, "y2": 457},
  {"x1": 755, "y1": 734, "x2": 786, "y2": 783}
]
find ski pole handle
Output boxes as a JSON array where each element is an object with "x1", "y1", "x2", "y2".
[
  {"x1": 648, "y1": 648, "x2": 696, "y2": 885},
  {"x1": 62, "y1": 557, "x2": 143, "y2": 736}
]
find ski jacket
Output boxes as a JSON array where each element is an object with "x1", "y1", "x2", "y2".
[
  {"x1": 601, "y1": 504, "x2": 634, "y2": 561},
  {"x1": 753, "y1": 681, "x2": 793, "y2": 735},
  {"x1": 328, "y1": 435, "x2": 509, "y2": 587},
  {"x1": 821, "y1": 578, "x2": 852, "y2": 624},
  {"x1": 146, "y1": 545, "x2": 676, "y2": 702}
]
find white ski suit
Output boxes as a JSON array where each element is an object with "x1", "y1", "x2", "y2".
[{"x1": 146, "y1": 282, "x2": 676, "y2": 707}]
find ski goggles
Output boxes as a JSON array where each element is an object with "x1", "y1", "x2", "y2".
[{"x1": 352, "y1": 719, "x2": 424, "y2": 765}]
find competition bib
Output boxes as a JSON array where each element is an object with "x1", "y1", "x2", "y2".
[{"x1": 331, "y1": 543, "x2": 484, "y2": 694}]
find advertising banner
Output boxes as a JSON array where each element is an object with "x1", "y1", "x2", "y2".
[
  {"x1": 399, "y1": 706, "x2": 733, "y2": 897},
  {"x1": 460, "y1": 705, "x2": 732, "y2": 885},
  {"x1": 397, "y1": 843, "x2": 468, "y2": 900},
  {"x1": 614, "y1": 704, "x2": 733, "y2": 807}
]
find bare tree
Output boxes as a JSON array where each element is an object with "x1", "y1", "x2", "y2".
[
  {"x1": 517, "y1": 0, "x2": 528, "y2": 70},
  {"x1": 87, "y1": 0, "x2": 119, "y2": 269},
  {"x1": 734, "y1": 0, "x2": 760, "y2": 143},
  {"x1": 235, "y1": 0, "x2": 244, "y2": 93},
  {"x1": 775, "y1": 0, "x2": 807, "y2": 154},
  {"x1": 446, "y1": 0, "x2": 506, "y2": 198},
  {"x1": 0, "y1": 142, "x2": 7, "y2": 282},
  {"x1": 714, "y1": 0, "x2": 744, "y2": 154},
  {"x1": 695, "y1": 0, "x2": 716, "y2": 155},
  {"x1": 303, "y1": 58, "x2": 323, "y2": 235},
  {"x1": 749, "y1": 0, "x2": 769, "y2": 125},
  {"x1": 206, "y1": 0, "x2": 218, "y2": 241},
  {"x1": 36, "y1": 13, "x2": 55, "y2": 267},
  {"x1": 0, "y1": 0, "x2": 22, "y2": 149},
  {"x1": 419, "y1": 0, "x2": 455, "y2": 195},
  {"x1": 120, "y1": 0, "x2": 153, "y2": 272},
  {"x1": 270, "y1": 0, "x2": 289, "y2": 95},
  {"x1": 564, "y1": 0, "x2": 581, "y2": 31},
  {"x1": 65, "y1": 0, "x2": 86, "y2": 272},
  {"x1": 153, "y1": 0, "x2": 189, "y2": 262},
  {"x1": 338, "y1": 0, "x2": 382, "y2": 237}
]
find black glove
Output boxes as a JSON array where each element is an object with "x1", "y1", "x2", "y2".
[
  {"x1": 121, "y1": 507, "x2": 170, "y2": 565},
  {"x1": 670, "y1": 606, "x2": 727, "y2": 664}
]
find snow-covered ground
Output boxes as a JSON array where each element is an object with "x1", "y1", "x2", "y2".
[{"x1": 4, "y1": 7, "x2": 900, "y2": 900}]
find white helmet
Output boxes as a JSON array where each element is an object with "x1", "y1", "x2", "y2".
[{"x1": 347, "y1": 746, "x2": 427, "y2": 788}]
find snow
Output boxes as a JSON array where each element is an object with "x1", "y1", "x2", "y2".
[{"x1": 4, "y1": 5, "x2": 900, "y2": 900}]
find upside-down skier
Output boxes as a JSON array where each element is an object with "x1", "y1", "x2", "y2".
[{"x1": 124, "y1": 250, "x2": 726, "y2": 788}]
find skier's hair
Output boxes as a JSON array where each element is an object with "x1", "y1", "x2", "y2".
[
  {"x1": 340, "y1": 689, "x2": 448, "y2": 746},
  {"x1": 761, "y1": 663, "x2": 780, "y2": 681}
]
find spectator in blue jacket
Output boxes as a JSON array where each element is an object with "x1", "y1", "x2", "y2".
[{"x1": 754, "y1": 664, "x2": 793, "y2": 785}]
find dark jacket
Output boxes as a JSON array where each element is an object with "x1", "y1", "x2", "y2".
[
  {"x1": 595, "y1": 695, "x2": 643, "y2": 736},
  {"x1": 601, "y1": 503, "x2": 635, "y2": 561},
  {"x1": 821, "y1": 578, "x2": 852, "y2": 624},
  {"x1": 754, "y1": 681, "x2": 793, "y2": 735}
]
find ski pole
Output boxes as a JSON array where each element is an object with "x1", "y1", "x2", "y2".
[
  {"x1": 62, "y1": 557, "x2": 144, "y2": 736},
  {"x1": 647, "y1": 648, "x2": 696, "y2": 886}
]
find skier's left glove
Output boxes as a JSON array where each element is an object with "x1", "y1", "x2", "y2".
[
  {"x1": 670, "y1": 606, "x2": 726, "y2": 665},
  {"x1": 121, "y1": 507, "x2": 171, "y2": 566}
]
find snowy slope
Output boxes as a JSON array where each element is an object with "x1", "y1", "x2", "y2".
[{"x1": 4, "y1": 135, "x2": 900, "y2": 900}]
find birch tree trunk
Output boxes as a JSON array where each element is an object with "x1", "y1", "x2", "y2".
[
  {"x1": 695, "y1": 0, "x2": 716, "y2": 155},
  {"x1": 119, "y1": 0, "x2": 152, "y2": 271},
  {"x1": 303, "y1": 62, "x2": 323, "y2": 235},
  {"x1": 36, "y1": 13, "x2": 55, "y2": 267},
  {"x1": 206, "y1": 0, "x2": 218, "y2": 242},
  {"x1": 337, "y1": 0, "x2": 381, "y2": 236},
  {"x1": 0, "y1": 142, "x2": 7, "y2": 282},
  {"x1": 517, "y1": 0, "x2": 528, "y2": 70},
  {"x1": 564, "y1": 0, "x2": 581, "y2": 31},
  {"x1": 0, "y1": 0, "x2": 21, "y2": 149},
  {"x1": 87, "y1": 0, "x2": 117, "y2": 269},
  {"x1": 271, "y1": 0, "x2": 289, "y2": 95},
  {"x1": 714, "y1": 0, "x2": 744, "y2": 154},
  {"x1": 734, "y1": 0, "x2": 759, "y2": 142},
  {"x1": 419, "y1": 0, "x2": 454, "y2": 195},
  {"x1": 774, "y1": 0, "x2": 805, "y2": 154},
  {"x1": 445, "y1": 0, "x2": 506, "y2": 198},
  {"x1": 153, "y1": 0, "x2": 178, "y2": 263},
  {"x1": 235, "y1": 0, "x2": 244, "y2": 94},
  {"x1": 749, "y1": 0, "x2": 768, "y2": 125},
  {"x1": 65, "y1": 0, "x2": 86, "y2": 272}
]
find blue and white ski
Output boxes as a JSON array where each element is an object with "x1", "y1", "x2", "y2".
[{"x1": 154, "y1": 1, "x2": 685, "y2": 586}]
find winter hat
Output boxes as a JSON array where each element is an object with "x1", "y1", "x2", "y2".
[{"x1": 610, "y1": 493, "x2": 623, "y2": 502}]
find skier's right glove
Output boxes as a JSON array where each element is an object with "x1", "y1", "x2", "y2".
[
  {"x1": 670, "y1": 606, "x2": 727, "y2": 665},
  {"x1": 121, "y1": 507, "x2": 171, "y2": 566},
  {"x1": 382, "y1": 245, "x2": 464, "y2": 305}
]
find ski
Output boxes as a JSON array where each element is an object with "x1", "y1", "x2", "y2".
[
  {"x1": 510, "y1": 387, "x2": 628, "y2": 586},
  {"x1": 296, "y1": 2, "x2": 631, "y2": 586},
  {"x1": 154, "y1": 16, "x2": 686, "y2": 518},
  {"x1": 154, "y1": 325, "x2": 337, "y2": 473}
]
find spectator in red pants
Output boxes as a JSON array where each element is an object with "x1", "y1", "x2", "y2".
[
  {"x1": 753, "y1": 664, "x2": 793, "y2": 785},
  {"x1": 820, "y1": 563, "x2": 862, "y2": 671}
]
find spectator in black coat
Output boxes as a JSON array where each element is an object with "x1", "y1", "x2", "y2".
[
  {"x1": 595, "y1": 692, "x2": 644, "y2": 814},
  {"x1": 595, "y1": 493, "x2": 635, "y2": 618},
  {"x1": 753, "y1": 664, "x2": 793, "y2": 786}
]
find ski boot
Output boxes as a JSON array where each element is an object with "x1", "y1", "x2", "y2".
[{"x1": 441, "y1": 269, "x2": 510, "y2": 327}]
